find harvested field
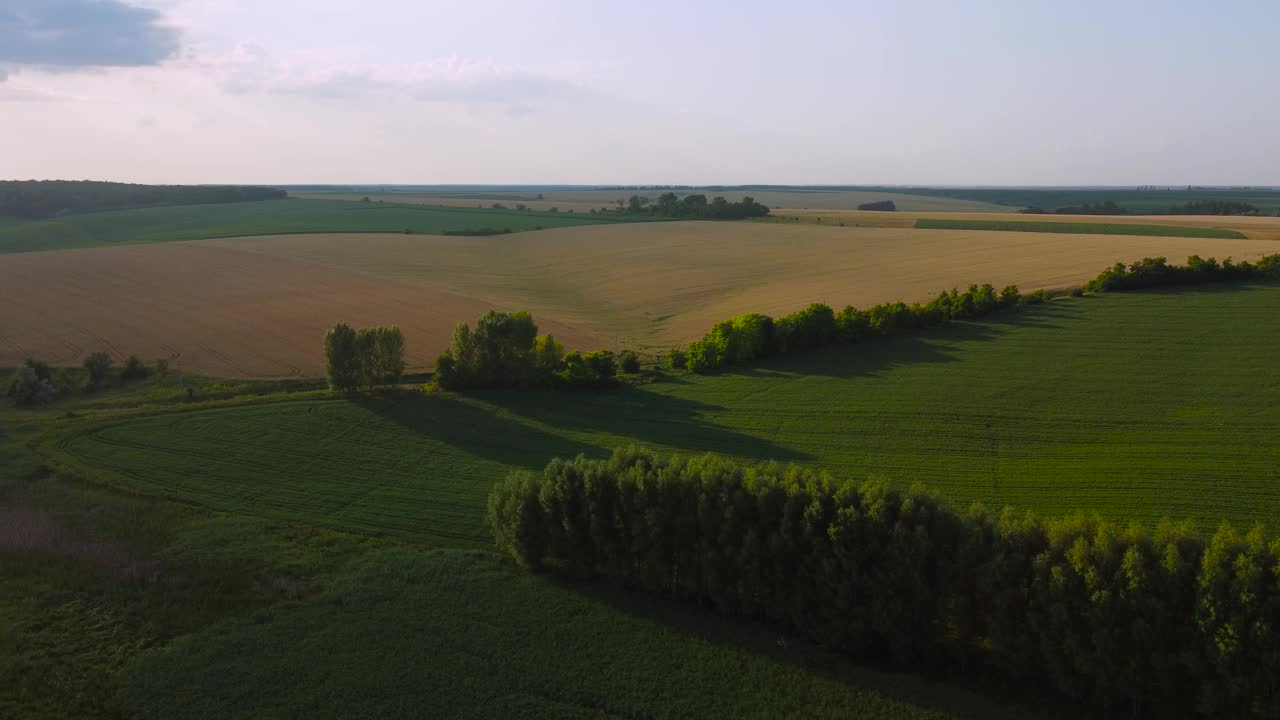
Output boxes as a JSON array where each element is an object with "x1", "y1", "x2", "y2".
[
  {"x1": 770, "y1": 209, "x2": 1280, "y2": 241},
  {"x1": 5, "y1": 221, "x2": 1278, "y2": 377},
  {"x1": 0, "y1": 242, "x2": 603, "y2": 378}
]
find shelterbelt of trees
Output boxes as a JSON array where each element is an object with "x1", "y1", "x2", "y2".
[
  {"x1": 0, "y1": 180, "x2": 287, "y2": 219},
  {"x1": 674, "y1": 253, "x2": 1280, "y2": 374},
  {"x1": 616, "y1": 192, "x2": 770, "y2": 219},
  {"x1": 491, "y1": 447, "x2": 1280, "y2": 718},
  {"x1": 433, "y1": 311, "x2": 628, "y2": 390}
]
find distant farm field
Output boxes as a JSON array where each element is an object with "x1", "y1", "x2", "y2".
[
  {"x1": 0, "y1": 198, "x2": 631, "y2": 255},
  {"x1": 294, "y1": 188, "x2": 1015, "y2": 213},
  {"x1": 914, "y1": 218, "x2": 1247, "y2": 239},
  {"x1": 5, "y1": 221, "x2": 1279, "y2": 377},
  {"x1": 45, "y1": 286, "x2": 1280, "y2": 547}
]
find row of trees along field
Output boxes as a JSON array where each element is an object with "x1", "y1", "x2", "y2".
[
  {"x1": 620, "y1": 192, "x2": 770, "y2": 219},
  {"x1": 323, "y1": 324, "x2": 406, "y2": 391},
  {"x1": 1085, "y1": 254, "x2": 1280, "y2": 292},
  {"x1": 674, "y1": 254, "x2": 1280, "y2": 374},
  {"x1": 1021, "y1": 199, "x2": 1262, "y2": 215},
  {"x1": 678, "y1": 282, "x2": 1032, "y2": 373},
  {"x1": 0, "y1": 180, "x2": 287, "y2": 220},
  {"x1": 8, "y1": 352, "x2": 165, "y2": 407},
  {"x1": 491, "y1": 447, "x2": 1280, "y2": 718},
  {"x1": 433, "y1": 310, "x2": 633, "y2": 390},
  {"x1": 1020, "y1": 200, "x2": 1131, "y2": 215},
  {"x1": 1169, "y1": 200, "x2": 1260, "y2": 215}
]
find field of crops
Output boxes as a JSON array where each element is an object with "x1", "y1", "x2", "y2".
[
  {"x1": 914, "y1": 218, "x2": 1246, "y2": 239},
  {"x1": 293, "y1": 187, "x2": 1015, "y2": 213},
  {"x1": 0, "y1": 198, "x2": 628, "y2": 255},
  {"x1": 9, "y1": 220, "x2": 1277, "y2": 378},
  {"x1": 43, "y1": 285, "x2": 1280, "y2": 549},
  {"x1": 120, "y1": 548, "x2": 1040, "y2": 720}
]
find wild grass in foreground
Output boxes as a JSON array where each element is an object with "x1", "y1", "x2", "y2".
[{"x1": 914, "y1": 218, "x2": 1246, "y2": 239}]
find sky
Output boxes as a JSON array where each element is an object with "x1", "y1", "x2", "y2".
[{"x1": 2, "y1": 0, "x2": 1278, "y2": 185}]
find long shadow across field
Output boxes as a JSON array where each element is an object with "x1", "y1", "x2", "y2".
[
  {"x1": 731, "y1": 300, "x2": 1085, "y2": 381},
  {"x1": 470, "y1": 385, "x2": 813, "y2": 463},
  {"x1": 546, "y1": 572, "x2": 1075, "y2": 720},
  {"x1": 354, "y1": 391, "x2": 606, "y2": 472}
]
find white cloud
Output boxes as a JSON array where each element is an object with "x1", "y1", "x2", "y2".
[{"x1": 189, "y1": 46, "x2": 601, "y2": 114}]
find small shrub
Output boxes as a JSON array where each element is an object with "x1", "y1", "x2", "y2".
[
  {"x1": 83, "y1": 351, "x2": 113, "y2": 388},
  {"x1": 9, "y1": 365, "x2": 56, "y2": 407},
  {"x1": 619, "y1": 350, "x2": 640, "y2": 374},
  {"x1": 155, "y1": 358, "x2": 170, "y2": 376},
  {"x1": 122, "y1": 354, "x2": 149, "y2": 381},
  {"x1": 1069, "y1": 286, "x2": 1084, "y2": 297},
  {"x1": 668, "y1": 348, "x2": 688, "y2": 370}
]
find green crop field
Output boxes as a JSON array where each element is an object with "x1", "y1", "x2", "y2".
[
  {"x1": 0, "y1": 198, "x2": 638, "y2": 255},
  {"x1": 856, "y1": 186, "x2": 1280, "y2": 215},
  {"x1": 41, "y1": 284, "x2": 1280, "y2": 551},
  {"x1": 120, "y1": 548, "x2": 1042, "y2": 720},
  {"x1": 914, "y1": 218, "x2": 1247, "y2": 239}
]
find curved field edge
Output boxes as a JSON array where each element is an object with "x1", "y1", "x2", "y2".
[
  {"x1": 32, "y1": 285, "x2": 1280, "y2": 547},
  {"x1": 914, "y1": 218, "x2": 1247, "y2": 239}
]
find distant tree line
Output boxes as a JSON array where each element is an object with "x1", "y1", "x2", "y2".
[
  {"x1": 1052, "y1": 200, "x2": 1128, "y2": 215},
  {"x1": 1169, "y1": 200, "x2": 1259, "y2": 215},
  {"x1": 679, "y1": 283, "x2": 1027, "y2": 373},
  {"x1": 856, "y1": 200, "x2": 896, "y2": 211},
  {"x1": 323, "y1": 324, "x2": 406, "y2": 392},
  {"x1": 491, "y1": 447, "x2": 1280, "y2": 718},
  {"x1": 620, "y1": 193, "x2": 770, "y2": 220},
  {"x1": 1085, "y1": 254, "x2": 1280, "y2": 293},
  {"x1": 0, "y1": 180, "x2": 287, "y2": 220},
  {"x1": 434, "y1": 311, "x2": 618, "y2": 390}
]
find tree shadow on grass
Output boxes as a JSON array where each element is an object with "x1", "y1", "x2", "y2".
[
  {"x1": 471, "y1": 385, "x2": 813, "y2": 463},
  {"x1": 353, "y1": 391, "x2": 606, "y2": 473},
  {"x1": 730, "y1": 301, "x2": 1087, "y2": 381},
  {"x1": 542, "y1": 570, "x2": 1077, "y2": 720}
]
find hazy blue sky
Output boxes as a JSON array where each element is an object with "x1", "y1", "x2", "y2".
[{"x1": 3, "y1": 0, "x2": 1277, "y2": 184}]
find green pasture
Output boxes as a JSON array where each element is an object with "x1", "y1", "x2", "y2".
[{"x1": 0, "y1": 199, "x2": 636, "y2": 255}]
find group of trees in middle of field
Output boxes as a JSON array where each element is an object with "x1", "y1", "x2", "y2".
[
  {"x1": 620, "y1": 193, "x2": 770, "y2": 220},
  {"x1": 433, "y1": 311, "x2": 618, "y2": 390},
  {"x1": 856, "y1": 200, "x2": 896, "y2": 211},
  {"x1": 680, "y1": 282, "x2": 1026, "y2": 373},
  {"x1": 323, "y1": 324, "x2": 406, "y2": 391},
  {"x1": 491, "y1": 447, "x2": 1280, "y2": 718}
]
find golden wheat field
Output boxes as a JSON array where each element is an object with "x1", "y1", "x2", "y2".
[{"x1": 4, "y1": 219, "x2": 1279, "y2": 377}]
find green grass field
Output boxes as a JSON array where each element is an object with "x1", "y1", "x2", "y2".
[
  {"x1": 0, "y1": 426, "x2": 1055, "y2": 719},
  {"x1": 0, "y1": 199, "x2": 636, "y2": 255},
  {"x1": 121, "y1": 548, "x2": 1047, "y2": 720},
  {"x1": 914, "y1": 218, "x2": 1247, "y2": 239},
  {"x1": 40, "y1": 285, "x2": 1280, "y2": 551}
]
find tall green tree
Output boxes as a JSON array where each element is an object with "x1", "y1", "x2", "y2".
[{"x1": 323, "y1": 322, "x2": 361, "y2": 391}]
